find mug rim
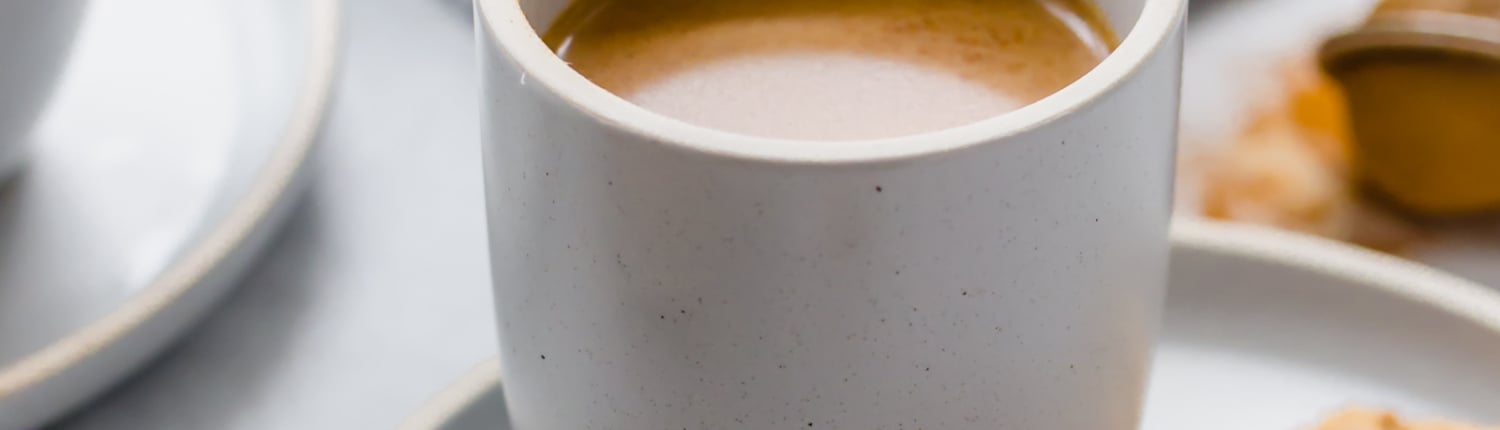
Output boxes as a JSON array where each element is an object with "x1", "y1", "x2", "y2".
[{"x1": 477, "y1": 0, "x2": 1187, "y2": 165}]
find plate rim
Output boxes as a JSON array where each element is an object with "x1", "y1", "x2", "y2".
[
  {"x1": 1171, "y1": 218, "x2": 1500, "y2": 338},
  {"x1": 400, "y1": 219, "x2": 1500, "y2": 429},
  {"x1": 400, "y1": 359, "x2": 503, "y2": 430},
  {"x1": 0, "y1": 0, "x2": 342, "y2": 397}
]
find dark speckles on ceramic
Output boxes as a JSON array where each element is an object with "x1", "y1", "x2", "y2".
[{"x1": 476, "y1": 0, "x2": 1185, "y2": 427}]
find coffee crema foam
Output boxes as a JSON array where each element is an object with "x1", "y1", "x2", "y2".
[{"x1": 545, "y1": 0, "x2": 1117, "y2": 141}]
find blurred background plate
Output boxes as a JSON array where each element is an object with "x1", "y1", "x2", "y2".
[
  {"x1": 1147, "y1": 220, "x2": 1500, "y2": 429},
  {"x1": 1180, "y1": 0, "x2": 1500, "y2": 287},
  {"x1": 403, "y1": 220, "x2": 1500, "y2": 429},
  {"x1": 1180, "y1": 0, "x2": 1371, "y2": 142},
  {"x1": 0, "y1": 0, "x2": 339, "y2": 428}
]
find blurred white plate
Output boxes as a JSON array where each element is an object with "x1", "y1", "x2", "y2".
[
  {"x1": 1147, "y1": 220, "x2": 1500, "y2": 429},
  {"x1": 1181, "y1": 0, "x2": 1500, "y2": 287},
  {"x1": 401, "y1": 220, "x2": 1500, "y2": 429},
  {"x1": 0, "y1": 0, "x2": 339, "y2": 428},
  {"x1": 1180, "y1": 0, "x2": 1371, "y2": 142}
]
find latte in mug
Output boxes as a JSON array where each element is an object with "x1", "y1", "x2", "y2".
[{"x1": 544, "y1": 0, "x2": 1118, "y2": 140}]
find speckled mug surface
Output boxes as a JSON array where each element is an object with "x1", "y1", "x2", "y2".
[{"x1": 476, "y1": 0, "x2": 1185, "y2": 427}]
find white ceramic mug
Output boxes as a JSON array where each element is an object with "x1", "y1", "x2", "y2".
[
  {"x1": 0, "y1": 0, "x2": 89, "y2": 175},
  {"x1": 477, "y1": 0, "x2": 1185, "y2": 427}
]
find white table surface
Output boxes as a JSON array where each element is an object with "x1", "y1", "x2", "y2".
[
  {"x1": 43, "y1": 0, "x2": 1500, "y2": 428},
  {"x1": 54, "y1": 0, "x2": 500, "y2": 428}
]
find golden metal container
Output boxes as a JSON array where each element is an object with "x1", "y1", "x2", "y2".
[{"x1": 1321, "y1": 0, "x2": 1500, "y2": 217}]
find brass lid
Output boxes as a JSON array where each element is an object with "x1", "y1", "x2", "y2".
[
  {"x1": 1317, "y1": 0, "x2": 1500, "y2": 217},
  {"x1": 1373, "y1": 0, "x2": 1500, "y2": 18},
  {"x1": 1322, "y1": 0, "x2": 1500, "y2": 65}
]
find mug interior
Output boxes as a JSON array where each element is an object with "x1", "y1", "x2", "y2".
[
  {"x1": 520, "y1": 0, "x2": 1147, "y2": 37},
  {"x1": 484, "y1": 0, "x2": 1180, "y2": 163}
]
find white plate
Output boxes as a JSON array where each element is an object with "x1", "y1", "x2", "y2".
[
  {"x1": 1180, "y1": 0, "x2": 1500, "y2": 287},
  {"x1": 0, "y1": 0, "x2": 339, "y2": 428},
  {"x1": 1179, "y1": 0, "x2": 1371, "y2": 142},
  {"x1": 1146, "y1": 220, "x2": 1500, "y2": 428},
  {"x1": 401, "y1": 220, "x2": 1500, "y2": 429}
]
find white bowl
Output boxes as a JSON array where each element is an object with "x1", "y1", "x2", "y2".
[
  {"x1": 0, "y1": 0, "x2": 89, "y2": 175},
  {"x1": 0, "y1": 0, "x2": 340, "y2": 428}
]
